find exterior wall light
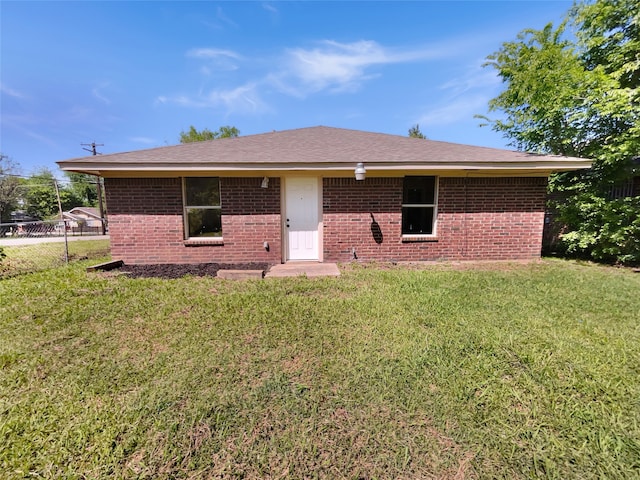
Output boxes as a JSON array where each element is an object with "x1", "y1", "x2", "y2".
[
  {"x1": 354, "y1": 162, "x2": 366, "y2": 181},
  {"x1": 261, "y1": 177, "x2": 269, "y2": 188}
]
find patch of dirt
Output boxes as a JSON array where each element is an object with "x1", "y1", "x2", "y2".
[{"x1": 119, "y1": 262, "x2": 272, "y2": 279}]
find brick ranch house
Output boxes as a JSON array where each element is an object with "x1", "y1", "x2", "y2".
[{"x1": 57, "y1": 126, "x2": 591, "y2": 265}]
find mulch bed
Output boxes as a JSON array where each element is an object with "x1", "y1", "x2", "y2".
[{"x1": 119, "y1": 263, "x2": 272, "y2": 279}]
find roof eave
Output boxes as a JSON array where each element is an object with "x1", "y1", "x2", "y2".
[{"x1": 58, "y1": 160, "x2": 593, "y2": 175}]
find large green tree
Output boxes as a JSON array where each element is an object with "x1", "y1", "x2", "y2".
[
  {"x1": 482, "y1": 0, "x2": 639, "y2": 264},
  {"x1": 22, "y1": 169, "x2": 82, "y2": 220},
  {"x1": 179, "y1": 125, "x2": 240, "y2": 143},
  {"x1": 65, "y1": 172, "x2": 99, "y2": 207}
]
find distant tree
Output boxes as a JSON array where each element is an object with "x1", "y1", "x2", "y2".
[
  {"x1": 65, "y1": 172, "x2": 98, "y2": 206},
  {"x1": 23, "y1": 169, "x2": 81, "y2": 220},
  {"x1": 0, "y1": 154, "x2": 21, "y2": 222},
  {"x1": 23, "y1": 170, "x2": 59, "y2": 219},
  {"x1": 179, "y1": 125, "x2": 240, "y2": 143},
  {"x1": 408, "y1": 124, "x2": 426, "y2": 139},
  {"x1": 217, "y1": 125, "x2": 240, "y2": 139}
]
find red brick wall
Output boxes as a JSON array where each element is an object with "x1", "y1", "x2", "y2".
[
  {"x1": 322, "y1": 177, "x2": 547, "y2": 262},
  {"x1": 105, "y1": 177, "x2": 281, "y2": 264},
  {"x1": 105, "y1": 176, "x2": 546, "y2": 265}
]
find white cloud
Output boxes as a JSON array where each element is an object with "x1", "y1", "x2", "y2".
[
  {"x1": 216, "y1": 6, "x2": 238, "y2": 28},
  {"x1": 262, "y1": 3, "x2": 278, "y2": 14},
  {"x1": 285, "y1": 40, "x2": 384, "y2": 92},
  {"x1": 1, "y1": 83, "x2": 27, "y2": 99},
  {"x1": 216, "y1": 6, "x2": 237, "y2": 27},
  {"x1": 278, "y1": 39, "x2": 463, "y2": 95},
  {"x1": 129, "y1": 136, "x2": 157, "y2": 145},
  {"x1": 206, "y1": 83, "x2": 268, "y2": 114},
  {"x1": 201, "y1": 6, "x2": 238, "y2": 30},
  {"x1": 92, "y1": 82, "x2": 111, "y2": 105},
  {"x1": 155, "y1": 82, "x2": 268, "y2": 115},
  {"x1": 418, "y1": 94, "x2": 492, "y2": 127},
  {"x1": 439, "y1": 64, "x2": 501, "y2": 97},
  {"x1": 187, "y1": 48, "x2": 240, "y2": 60},
  {"x1": 159, "y1": 38, "x2": 478, "y2": 114},
  {"x1": 25, "y1": 130, "x2": 58, "y2": 147},
  {"x1": 157, "y1": 95, "x2": 197, "y2": 107},
  {"x1": 187, "y1": 48, "x2": 241, "y2": 74},
  {"x1": 416, "y1": 61, "x2": 502, "y2": 127}
]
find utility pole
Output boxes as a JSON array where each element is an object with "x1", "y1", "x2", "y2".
[
  {"x1": 81, "y1": 142, "x2": 103, "y2": 156},
  {"x1": 54, "y1": 180, "x2": 69, "y2": 264},
  {"x1": 81, "y1": 142, "x2": 107, "y2": 235}
]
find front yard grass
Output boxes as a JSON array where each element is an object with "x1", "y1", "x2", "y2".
[
  {"x1": 1, "y1": 259, "x2": 639, "y2": 478},
  {"x1": 0, "y1": 239, "x2": 110, "y2": 278}
]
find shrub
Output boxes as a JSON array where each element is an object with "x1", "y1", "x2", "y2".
[{"x1": 559, "y1": 195, "x2": 640, "y2": 265}]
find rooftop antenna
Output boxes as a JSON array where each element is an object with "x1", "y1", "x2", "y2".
[{"x1": 80, "y1": 141, "x2": 106, "y2": 235}]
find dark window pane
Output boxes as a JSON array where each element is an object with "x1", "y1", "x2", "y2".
[
  {"x1": 402, "y1": 207, "x2": 434, "y2": 234},
  {"x1": 403, "y1": 176, "x2": 435, "y2": 204},
  {"x1": 186, "y1": 177, "x2": 220, "y2": 206},
  {"x1": 187, "y1": 208, "x2": 222, "y2": 237}
]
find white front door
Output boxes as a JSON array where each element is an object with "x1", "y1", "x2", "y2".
[{"x1": 285, "y1": 177, "x2": 319, "y2": 261}]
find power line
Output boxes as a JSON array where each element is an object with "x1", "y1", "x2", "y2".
[
  {"x1": 0, "y1": 173, "x2": 99, "y2": 185},
  {"x1": 81, "y1": 141, "x2": 107, "y2": 235}
]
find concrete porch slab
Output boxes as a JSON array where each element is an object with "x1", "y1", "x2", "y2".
[
  {"x1": 265, "y1": 262, "x2": 340, "y2": 278},
  {"x1": 217, "y1": 269, "x2": 265, "y2": 280}
]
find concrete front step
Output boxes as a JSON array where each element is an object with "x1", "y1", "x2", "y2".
[
  {"x1": 217, "y1": 269, "x2": 265, "y2": 280},
  {"x1": 265, "y1": 262, "x2": 340, "y2": 278}
]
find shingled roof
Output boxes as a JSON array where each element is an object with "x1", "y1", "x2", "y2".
[{"x1": 58, "y1": 126, "x2": 591, "y2": 174}]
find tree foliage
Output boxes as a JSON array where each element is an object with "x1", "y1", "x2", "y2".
[
  {"x1": 408, "y1": 124, "x2": 427, "y2": 139},
  {"x1": 22, "y1": 169, "x2": 82, "y2": 220},
  {"x1": 65, "y1": 172, "x2": 98, "y2": 206},
  {"x1": 179, "y1": 125, "x2": 240, "y2": 143},
  {"x1": 482, "y1": 0, "x2": 640, "y2": 264},
  {"x1": 0, "y1": 159, "x2": 93, "y2": 223},
  {"x1": 0, "y1": 155, "x2": 21, "y2": 223}
]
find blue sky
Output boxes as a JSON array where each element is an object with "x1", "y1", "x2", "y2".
[{"x1": 1, "y1": 1, "x2": 573, "y2": 176}]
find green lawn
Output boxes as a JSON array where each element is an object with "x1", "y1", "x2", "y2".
[
  {"x1": 0, "y1": 239, "x2": 110, "y2": 278},
  {"x1": 1, "y1": 260, "x2": 639, "y2": 478}
]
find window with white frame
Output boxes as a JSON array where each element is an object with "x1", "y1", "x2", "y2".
[
  {"x1": 183, "y1": 177, "x2": 222, "y2": 238},
  {"x1": 402, "y1": 176, "x2": 437, "y2": 235}
]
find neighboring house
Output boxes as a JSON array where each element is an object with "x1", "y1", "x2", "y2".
[
  {"x1": 62, "y1": 207, "x2": 104, "y2": 234},
  {"x1": 57, "y1": 126, "x2": 590, "y2": 265}
]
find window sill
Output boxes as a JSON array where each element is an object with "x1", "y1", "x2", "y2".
[
  {"x1": 184, "y1": 237, "x2": 224, "y2": 246},
  {"x1": 401, "y1": 235, "x2": 438, "y2": 243}
]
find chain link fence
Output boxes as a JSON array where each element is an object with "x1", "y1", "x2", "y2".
[{"x1": 0, "y1": 220, "x2": 110, "y2": 278}]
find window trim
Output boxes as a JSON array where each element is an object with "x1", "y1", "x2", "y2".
[
  {"x1": 401, "y1": 176, "x2": 438, "y2": 239},
  {"x1": 182, "y1": 177, "x2": 223, "y2": 242}
]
